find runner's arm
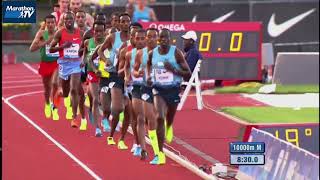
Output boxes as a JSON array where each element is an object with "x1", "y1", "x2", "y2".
[
  {"x1": 174, "y1": 48, "x2": 191, "y2": 79},
  {"x1": 49, "y1": 29, "x2": 64, "y2": 53},
  {"x1": 29, "y1": 30, "x2": 47, "y2": 52},
  {"x1": 90, "y1": 45, "x2": 100, "y2": 73},
  {"x1": 133, "y1": 49, "x2": 143, "y2": 78},
  {"x1": 149, "y1": 8, "x2": 158, "y2": 22},
  {"x1": 82, "y1": 39, "x2": 89, "y2": 66},
  {"x1": 146, "y1": 50, "x2": 153, "y2": 86},
  {"x1": 117, "y1": 47, "x2": 127, "y2": 75},
  {"x1": 79, "y1": 29, "x2": 92, "y2": 57},
  {"x1": 97, "y1": 34, "x2": 113, "y2": 66},
  {"x1": 124, "y1": 50, "x2": 132, "y2": 83}
]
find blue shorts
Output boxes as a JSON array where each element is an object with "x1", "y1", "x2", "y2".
[{"x1": 58, "y1": 59, "x2": 81, "y2": 80}]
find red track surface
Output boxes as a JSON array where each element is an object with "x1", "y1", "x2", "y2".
[{"x1": 2, "y1": 63, "x2": 267, "y2": 179}]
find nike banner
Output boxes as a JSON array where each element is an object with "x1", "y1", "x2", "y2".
[{"x1": 251, "y1": 2, "x2": 319, "y2": 43}]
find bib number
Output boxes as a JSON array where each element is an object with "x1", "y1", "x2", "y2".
[
  {"x1": 45, "y1": 45, "x2": 59, "y2": 57},
  {"x1": 101, "y1": 86, "x2": 109, "y2": 94},
  {"x1": 154, "y1": 69, "x2": 174, "y2": 84},
  {"x1": 64, "y1": 44, "x2": 80, "y2": 59}
]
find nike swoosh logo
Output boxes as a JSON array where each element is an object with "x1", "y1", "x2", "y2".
[
  {"x1": 191, "y1": 10, "x2": 235, "y2": 23},
  {"x1": 73, "y1": 38, "x2": 79, "y2": 41},
  {"x1": 268, "y1": 8, "x2": 316, "y2": 38}
]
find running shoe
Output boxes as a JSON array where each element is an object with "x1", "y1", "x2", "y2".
[
  {"x1": 88, "y1": 110, "x2": 94, "y2": 124},
  {"x1": 66, "y1": 106, "x2": 73, "y2": 120},
  {"x1": 44, "y1": 103, "x2": 51, "y2": 118},
  {"x1": 166, "y1": 125, "x2": 174, "y2": 143},
  {"x1": 117, "y1": 140, "x2": 128, "y2": 150},
  {"x1": 101, "y1": 118, "x2": 111, "y2": 132},
  {"x1": 52, "y1": 108, "x2": 59, "y2": 121},
  {"x1": 107, "y1": 137, "x2": 116, "y2": 145},
  {"x1": 140, "y1": 149, "x2": 148, "y2": 160},
  {"x1": 133, "y1": 146, "x2": 142, "y2": 157},
  {"x1": 158, "y1": 152, "x2": 166, "y2": 165},
  {"x1": 150, "y1": 155, "x2": 159, "y2": 165},
  {"x1": 131, "y1": 144, "x2": 138, "y2": 153},
  {"x1": 95, "y1": 128, "x2": 103, "y2": 137},
  {"x1": 71, "y1": 119, "x2": 80, "y2": 128},
  {"x1": 79, "y1": 118, "x2": 87, "y2": 131}
]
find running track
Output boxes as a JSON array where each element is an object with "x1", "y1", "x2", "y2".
[{"x1": 2, "y1": 63, "x2": 266, "y2": 179}]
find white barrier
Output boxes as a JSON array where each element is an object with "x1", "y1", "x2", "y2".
[{"x1": 236, "y1": 128, "x2": 319, "y2": 180}]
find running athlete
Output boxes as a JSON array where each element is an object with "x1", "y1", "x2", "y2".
[
  {"x1": 90, "y1": 44, "x2": 112, "y2": 133},
  {"x1": 51, "y1": 0, "x2": 69, "y2": 26},
  {"x1": 146, "y1": 28, "x2": 191, "y2": 164},
  {"x1": 132, "y1": 28, "x2": 160, "y2": 163},
  {"x1": 75, "y1": 9, "x2": 91, "y2": 130},
  {"x1": 58, "y1": 0, "x2": 94, "y2": 29},
  {"x1": 98, "y1": 13, "x2": 131, "y2": 145},
  {"x1": 79, "y1": 13, "x2": 108, "y2": 124},
  {"x1": 124, "y1": 28, "x2": 148, "y2": 159},
  {"x1": 118, "y1": 23, "x2": 143, "y2": 151},
  {"x1": 49, "y1": 11, "x2": 86, "y2": 129},
  {"x1": 83, "y1": 21, "x2": 106, "y2": 136},
  {"x1": 29, "y1": 15, "x2": 60, "y2": 121},
  {"x1": 108, "y1": 12, "x2": 120, "y2": 34}
]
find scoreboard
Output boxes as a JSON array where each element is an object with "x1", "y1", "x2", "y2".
[{"x1": 140, "y1": 22, "x2": 263, "y2": 80}]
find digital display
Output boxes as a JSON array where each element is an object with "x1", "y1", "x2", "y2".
[
  {"x1": 243, "y1": 124, "x2": 319, "y2": 154},
  {"x1": 140, "y1": 22, "x2": 263, "y2": 80}
]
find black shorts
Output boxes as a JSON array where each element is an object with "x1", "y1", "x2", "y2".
[
  {"x1": 108, "y1": 73, "x2": 124, "y2": 93},
  {"x1": 131, "y1": 84, "x2": 142, "y2": 100},
  {"x1": 152, "y1": 86, "x2": 181, "y2": 105},
  {"x1": 141, "y1": 85, "x2": 153, "y2": 104},
  {"x1": 80, "y1": 65, "x2": 87, "y2": 83},
  {"x1": 99, "y1": 77, "x2": 111, "y2": 94}
]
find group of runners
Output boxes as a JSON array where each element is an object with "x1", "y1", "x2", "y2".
[{"x1": 29, "y1": 1, "x2": 191, "y2": 165}]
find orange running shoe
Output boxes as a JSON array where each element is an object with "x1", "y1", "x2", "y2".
[{"x1": 71, "y1": 119, "x2": 80, "y2": 128}]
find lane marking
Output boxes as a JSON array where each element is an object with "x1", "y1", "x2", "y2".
[
  {"x1": 22, "y1": 62, "x2": 39, "y2": 75},
  {"x1": 6, "y1": 91, "x2": 44, "y2": 101},
  {"x1": 2, "y1": 94, "x2": 102, "y2": 180},
  {"x1": 3, "y1": 84, "x2": 43, "y2": 89},
  {"x1": 2, "y1": 79, "x2": 41, "y2": 84}
]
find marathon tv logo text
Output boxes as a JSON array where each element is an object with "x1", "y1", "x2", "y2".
[{"x1": 2, "y1": 1, "x2": 36, "y2": 23}]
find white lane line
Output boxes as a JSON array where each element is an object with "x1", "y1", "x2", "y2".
[
  {"x1": 2, "y1": 94, "x2": 102, "y2": 180},
  {"x1": 22, "y1": 62, "x2": 39, "y2": 75},
  {"x1": 2, "y1": 79, "x2": 41, "y2": 84},
  {"x1": 5, "y1": 91, "x2": 44, "y2": 101},
  {"x1": 3, "y1": 84, "x2": 43, "y2": 89}
]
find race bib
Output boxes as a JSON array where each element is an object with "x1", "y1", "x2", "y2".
[
  {"x1": 93, "y1": 57, "x2": 99, "y2": 67},
  {"x1": 64, "y1": 44, "x2": 80, "y2": 59},
  {"x1": 109, "y1": 82, "x2": 115, "y2": 89},
  {"x1": 45, "y1": 45, "x2": 59, "y2": 57},
  {"x1": 154, "y1": 69, "x2": 174, "y2": 84},
  {"x1": 101, "y1": 86, "x2": 109, "y2": 94},
  {"x1": 131, "y1": 70, "x2": 143, "y2": 82},
  {"x1": 141, "y1": 93, "x2": 150, "y2": 101}
]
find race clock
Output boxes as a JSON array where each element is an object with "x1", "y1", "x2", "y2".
[{"x1": 140, "y1": 22, "x2": 263, "y2": 80}]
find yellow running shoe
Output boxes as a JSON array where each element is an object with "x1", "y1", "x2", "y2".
[
  {"x1": 64, "y1": 96, "x2": 71, "y2": 107},
  {"x1": 158, "y1": 151, "x2": 166, "y2": 165},
  {"x1": 166, "y1": 125, "x2": 174, "y2": 144},
  {"x1": 107, "y1": 137, "x2": 116, "y2": 145},
  {"x1": 44, "y1": 103, "x2": 51, "y2": 118},
  {"x1": 117, "y1": 140, "x2": 128, "y2": 150},
  {"x1": 66, "y1": 106, "x2": 73, "y2": 120},
  {"x1": 52, "y1": 108, "x2": 59, "y2": 121},
  {"x1": 79, "y1": 118, "x2": 87, "y2": 131},
  {"x1": 84, "y1": 94, "x2": 90, "y2": 108}
]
